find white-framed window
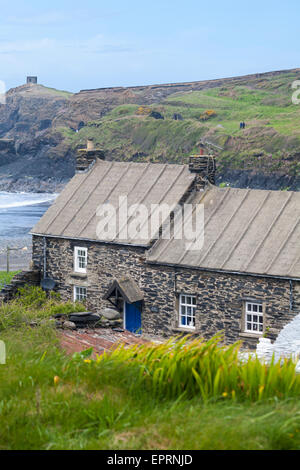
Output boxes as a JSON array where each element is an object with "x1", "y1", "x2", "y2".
[
  {"x1": 74, "y1": 247, "x2": 87, "y2": 273},
  {"x1": 74, "y1": 286, "x2": 87, "y2": 302},
  {"x1": 179, "y1": 294, "x2": 196, "y2": 329},
  {"x1": 245, "y1": 301, "x2": 263, "y2": 333}
]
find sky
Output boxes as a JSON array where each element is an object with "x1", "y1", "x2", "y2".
[{"x1": 0, "y1": 0, "x2": 299, "y2": 92}]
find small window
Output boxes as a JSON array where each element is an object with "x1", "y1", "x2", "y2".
[
  {"x1": 74, "y1": 247, "x2": 87, "y2": 273},
  {"x1": 245, "y1": 302, "x2": 263, "y2": 333},
  {"x1": 179, "y1": 294, "x2": 196, "y2": 329},
  {"x1": 74, "y1": 286, "x2": 87, "y2": 302}
]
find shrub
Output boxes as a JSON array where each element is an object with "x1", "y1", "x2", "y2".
[
  {"x1": 198, "y1": 110, "x2": 217, "y2": 121},
  {"x1": 149, "y1": 111, "x2": 164, "y2": 120},
  {"x1": 15, "y1": 285, "x2": 58, "y2": 308},
  {"x1": 0, "y1": 285, "x2": 85, "y2": 331},
  {"x1": 136, "y1": 106, "x2": 151, "y2": 115}
]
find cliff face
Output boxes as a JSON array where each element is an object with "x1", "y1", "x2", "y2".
[
  {"x1": 0, "y1": 84, "x2": 74, "y2": 191},
  {"x1": 0, "y1": 69, "x2": 300, "y2": 192}
]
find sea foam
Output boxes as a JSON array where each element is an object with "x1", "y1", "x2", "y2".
[{"x1": 0, "y1": 192, "x2": 57, "y2": 210}]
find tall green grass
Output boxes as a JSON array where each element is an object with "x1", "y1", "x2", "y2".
[{"x1": 94, "y1": 334, "x2": 300, "y2": 402}]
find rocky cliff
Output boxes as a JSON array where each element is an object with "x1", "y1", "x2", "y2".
[{"x1": 0, "y1": 84, "x2": 73, "y2": 192}]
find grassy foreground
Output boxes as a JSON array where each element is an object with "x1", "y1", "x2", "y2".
[{"x1": 0, "y1": 287, "x2": 300, "y2": 450}]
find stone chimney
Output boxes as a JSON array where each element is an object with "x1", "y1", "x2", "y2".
[
  {"x1": 76, "y1": 139, "x2": 105, "y2": 173},
  {"x1": 189, "y1": 146, "x2": 216, "y2": 190}
]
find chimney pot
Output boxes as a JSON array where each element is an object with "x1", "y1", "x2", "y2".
[{"x1": 87, "y1": 139, "x2": 95, "y2": 151}]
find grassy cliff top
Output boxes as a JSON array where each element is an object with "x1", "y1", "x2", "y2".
[
  {"x1": 57, "y1": 69, "x2": 300, "y2": 186},
  {"x1": 7, "y1": 83, "x2": 73, "y2": 99}
]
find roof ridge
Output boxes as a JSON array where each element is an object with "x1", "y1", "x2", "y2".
[
  {"x1": 115, "y1": 164, "x2": 169, "y2": 242},
  {"x1": 148, "y1": 185, "x2": 210, "y2": 263},
  {"x1": 135, "y1": 164, "x2": 189, "y2": 244},
  {"x1": 42, "y1": 163, "x2": 100, "y2": 234},
  {"x1": 58, "y1": 161, "x2": 114, "y2": 236},
  {"x1": 102, "y1": 162, "x2": 152, "y2": 240},
  {"x1": 242, "y1": 191, "x2": 293, "y2": 272},
  {"x1": 78, "y1": 162, "x2": 132, "y2": 238},
  {"x1": 226, "y1": 187, "x2": 300, "y2": 196},
  {"x1": 220, "y1": 190, "x2": 271, "y2": 269},
  {"x1": 198, "y1": 189, "x2": 251, "y2": 266},
  {"x1": 265, "y1": 193, "x2": 300, "y2": 273}
]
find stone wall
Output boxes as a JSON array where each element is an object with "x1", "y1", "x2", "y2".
[
  {"x1": 141, "y1": 264, "x2": 300, "y2": 348},
  {"x1": 0, "y1": 269, "x2": 41, "y2": 303},
  {"x1": 32, "y1": 235, "x2": 300, "y2": 348}
]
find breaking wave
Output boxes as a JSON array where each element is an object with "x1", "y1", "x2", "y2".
[{"x1": 0, "y1": 192, "x2": 57, "y2": 210}]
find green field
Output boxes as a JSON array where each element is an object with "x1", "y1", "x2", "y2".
[
  {"x1": 59, "y1": 70, "x2": 300, "y2": 183},
  {"x1": 1, "y1": 287, "x2": 300, "y2": 450}
]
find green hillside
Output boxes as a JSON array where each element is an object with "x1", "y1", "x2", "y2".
[{"x1": 59, "y1": 70, "x2": 300, "y2": 188}]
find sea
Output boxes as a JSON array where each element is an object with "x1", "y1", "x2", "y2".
[
  {"x1": 0, "y1": 192, "x2": 58, "y2": 272},
  {"x1": 0, "y1": 192, "x2": 57, "y2": 241}
]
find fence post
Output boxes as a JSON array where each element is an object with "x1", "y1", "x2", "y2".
[{"x1": 6, "y1": 246, "x2": 10, "y2": 273}]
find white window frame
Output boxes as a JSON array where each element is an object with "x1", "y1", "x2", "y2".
[
  {"x1": 74, "y1": 247, "x2": 87, "y2": 273},
  {"x1": 179, "y1": 294, "x2": 196, "y2": 329},
  {"x1": 244, "y1": 301, "x2": 263, "y2": 334},
  {"x1": 74, "y1": 286, "x2": 87, "y2": 302}
]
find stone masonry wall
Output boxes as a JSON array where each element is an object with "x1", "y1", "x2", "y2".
[
  {"x1": 32, "y1": 235, "x2": 145, "y2": 312},
  {"x1": 32, "y1": 235, "x2": 300, "y2": 349},
  {"x1": 141, "y1": 264, "x2": 300, "y2": 348}
]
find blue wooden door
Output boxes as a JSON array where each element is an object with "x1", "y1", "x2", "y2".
[{"x1": 125, "y1": 301, "x2": 142, "y2": 334}]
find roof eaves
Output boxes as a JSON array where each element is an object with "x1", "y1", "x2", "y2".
[
  {"x1": 30, "y1": 232, "x2": 150, "y2": 248},
  {"x1": 146, "y1": 258, "x2": 300, "y2": 282}
]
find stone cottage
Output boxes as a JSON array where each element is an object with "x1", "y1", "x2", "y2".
[{"x1": 31, "y1": 142, "x2": 300, "y2": 348}]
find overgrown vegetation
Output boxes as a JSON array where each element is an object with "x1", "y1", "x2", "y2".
[
  {"x1": 0, "y1": 285, "x2": 85, "y2": 331},
  {"x1": 0, "y1": 286, "x2": 300, "y2": 449},
  {"x1": 0, "y1": 271, "x2": 19, "y2": 288}
]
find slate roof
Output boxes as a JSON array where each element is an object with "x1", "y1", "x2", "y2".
[
  {"x1": 147, "y1": 186, "x2": 300, "y2": 279},
  {"x1": 31, "y1": 159, "x2": 195, "y2": 246},
  {"x1": 103, "y1": 277, "x2": 144, "y2": 304},
  {"x1": 32, "y1": 158, "x2": 300, "y2": 280}
]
